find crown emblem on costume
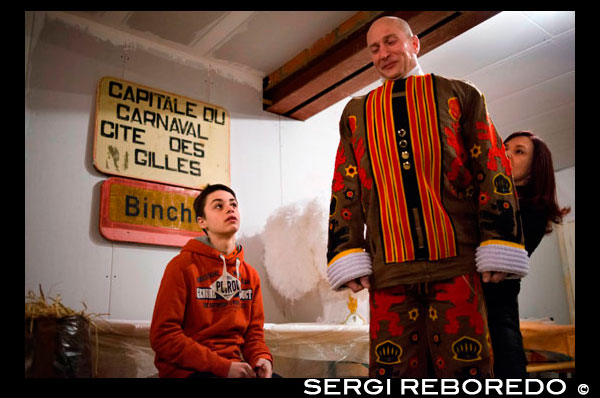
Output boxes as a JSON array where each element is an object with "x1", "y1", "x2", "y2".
[
  {"x1": 329, "y1": 195, "x2": 338, "y2": 218},
  {"x1": 493, "y1": 173, "x2": 512, "y2": 195},
  {"x1": 375, "y1": 340, "x2": 402, "y2": 365},
  {"x1": 451, "y1": 336, "x2": 482, "y2": 362}
]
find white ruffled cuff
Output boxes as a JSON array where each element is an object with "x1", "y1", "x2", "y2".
[
  {"x1": 475, "y1": 241, "x2": 529, "y2": 278},
  {"x1": 327, "y1": 251, "x2": 373, "y2": 291}
]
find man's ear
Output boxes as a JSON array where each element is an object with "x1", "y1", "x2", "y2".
[
  {"x1": 411, "y1": 35, "x2": 420, "y2": 55},
  {"x1": 196, "y1": 216, "x2": 207, "y2": 230}
]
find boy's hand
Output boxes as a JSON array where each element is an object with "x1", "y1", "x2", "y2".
[
  {"x1": 254, "y1": 358, "x2": 273, "y2": 378},
  {"x1": 227, "y1": 361, "x2": 256, "y2": 378}
]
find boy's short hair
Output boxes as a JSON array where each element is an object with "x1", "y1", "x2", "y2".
[{"x1": 193, "y1": 184, "x2": 237, "y2": 219}]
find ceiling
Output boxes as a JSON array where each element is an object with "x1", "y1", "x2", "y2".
[{"x1": 62, "y1": 11, "x2": 575, "y2": 171}]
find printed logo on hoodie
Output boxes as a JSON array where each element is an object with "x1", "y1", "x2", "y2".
[
  {"x1": 196, "y1": 257, "x2": 253, "y2": 301},
  {"x1": 210, "y1": 266, "x2": 240, "y2": 301}
]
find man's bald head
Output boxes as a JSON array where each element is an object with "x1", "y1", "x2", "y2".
[
  {"x1": 366, "y1": 16, "x2": 420, "y2": 80},
  {"x1": 367, "y1": 16, "x2": 414, "y2": 40}
]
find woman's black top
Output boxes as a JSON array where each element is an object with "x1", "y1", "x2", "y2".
[{"x1": 517, "y1": 184, "x2": 548, "y2": 256}]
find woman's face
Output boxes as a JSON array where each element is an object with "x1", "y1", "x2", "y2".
[{"x1": 505, "y1": 135, "x2": 534, "y2": 186}]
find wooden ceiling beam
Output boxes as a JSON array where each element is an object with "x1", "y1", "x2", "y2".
[{"x1": 263, "y1": 11, "x2": 500, "y2": 121}]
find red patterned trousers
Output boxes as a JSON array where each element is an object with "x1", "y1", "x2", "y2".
[{"x1": 369, "y1": 272, "x2": 492, "y2": 378}]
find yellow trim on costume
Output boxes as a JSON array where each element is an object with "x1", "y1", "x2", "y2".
[
  {"x1": 327, "y1": 248, "x2": 365, "y2": 267},
  {"x1": 480, "y1": 240, "x2": 525, "y2": 250}
]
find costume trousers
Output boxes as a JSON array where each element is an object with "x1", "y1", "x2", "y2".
[
  {"x1": 483, "y1": 279, "x2": 527, "y2": 378},
  {"x1": 369, "y1": 272, "x2": 492, "y2": 378}
]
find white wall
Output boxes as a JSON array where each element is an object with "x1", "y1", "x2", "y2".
[
  {"x1": 518, "y1": 166, "x2": 575, "y2": 325},
  {"x1": 25, "y1": 11, "x2": 349, "y2": 324},
  {"x1": 25, "y1": 12, "x2": 283, "y2": 322}
]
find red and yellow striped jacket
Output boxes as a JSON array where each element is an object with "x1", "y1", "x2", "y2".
[{"x1": 327, "y1": 74, "x2": 528, "y2": 291}]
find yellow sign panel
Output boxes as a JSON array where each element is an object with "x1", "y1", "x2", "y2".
[
  {"x1": 93, "y1": 77, "x2": 230, "y2": 189},
  {"x1": 108, "y1": 182, "x2": 201, "y2": 233},
  {"x1": 99, "y1": 177, "x2": 204, "y2": 247}
]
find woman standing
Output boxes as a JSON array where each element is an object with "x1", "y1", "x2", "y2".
[{"x1": 483, "y1": 131, "x2": 571, "y2": 378}]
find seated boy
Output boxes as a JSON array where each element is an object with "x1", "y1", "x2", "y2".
[{"x1": 150, "y1": 184, "x2": 274, "y2": 378}]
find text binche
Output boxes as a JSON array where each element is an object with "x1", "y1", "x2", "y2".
[{"x1": 125, "y1": 195, "x2": 194, "y2": 223}]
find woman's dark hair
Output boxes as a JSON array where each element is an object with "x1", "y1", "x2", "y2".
[
  {"x1": 505, "y1": 131, "x2": 571, "y2": 233},
  {"x1": 193, "y1": 184, "x2": 237, "y2": 219}
]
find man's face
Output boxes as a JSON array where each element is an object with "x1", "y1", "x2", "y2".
[
  {"x1": 197, "y1": 190, "x2": 240, "y2": 237},
  {"x1": 367, "y1": 19, "x2": 420, "y2": 80}
]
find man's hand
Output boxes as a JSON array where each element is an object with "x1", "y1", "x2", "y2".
[
  {"x1": 227, "y1": 361, "x2": 256, "y2": 378},
  {"x1": 481, "y1": 271, "x2": 507, "y2": 283},
  {"x1": 254, "y1": 358, "x2": 273, "y2": 378},
  {"x1": 345, "y1": 275, "x2": 370, "y2": 293}
]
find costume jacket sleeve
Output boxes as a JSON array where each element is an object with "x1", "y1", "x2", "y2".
[
  {"x1": 326, "y1": 100, "x2": 373, "y2": 290},
  {"x1": 457, "y1": 81, "x2": 529, "y2": 277},
  {"x1": 149, "y1": 260, "x2": 232, "y2": 377}
]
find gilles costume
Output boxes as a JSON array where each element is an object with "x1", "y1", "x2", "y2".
[
  {"x1": 150, "y1": 237, "x2": 273, "y2": 378},
  {"x1": 326, "y1": 71, "x2": 528, "y2": 378}
]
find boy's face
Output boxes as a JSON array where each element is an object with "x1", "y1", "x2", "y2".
[{"x1": 197, "y1": 190, "x2": 240, "y2": 237}]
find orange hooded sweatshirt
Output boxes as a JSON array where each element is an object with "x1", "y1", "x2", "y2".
[{"x1": 150, "y1": 237, "x2": 273, "y2": 378}]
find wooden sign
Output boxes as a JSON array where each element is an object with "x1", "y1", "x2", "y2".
[
  {"x1": 99, "y1": 177, "x2": 204, "y2": 247},
  {"x1": 93, "y1": 76, "x2": 230, "y2": 189}
]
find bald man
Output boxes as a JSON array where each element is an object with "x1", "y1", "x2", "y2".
[{"x1": 326, "y1": 16, "x2": 528, "y2": 378}]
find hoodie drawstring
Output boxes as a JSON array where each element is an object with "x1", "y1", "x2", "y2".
[{"x1": 219, "y1": 254, "x2": 240, "y2": 279}]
